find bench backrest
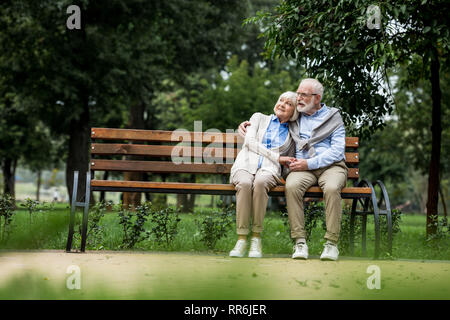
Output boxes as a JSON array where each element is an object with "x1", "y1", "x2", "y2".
[{"x1": 90, "y1": 128, "x2": 360, "y2": 181}]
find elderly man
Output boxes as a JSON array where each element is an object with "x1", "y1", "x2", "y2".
[{"x1": 238, "y1": 78, "x2": 347, "y2": 261}]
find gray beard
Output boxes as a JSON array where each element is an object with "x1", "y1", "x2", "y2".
[{"x1": 297, "y1": 103, "x2": 316, "y2": 115}]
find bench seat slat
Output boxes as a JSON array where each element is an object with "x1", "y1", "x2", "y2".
[
  {"x1": 91, "y1": 159, "x2": 360, "y2": 178},
  {"x1": 91, "y1": 180, "x2": 372, "y2": 198}
]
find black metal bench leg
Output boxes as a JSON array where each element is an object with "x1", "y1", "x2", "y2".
[
  {"x1": 371, "y1": 194, "x2": 381, "y2": 260},
  {"x1": 349, "y1": 198, "x2": 358, "y2": 255},
  {"x1": 66, "y1": 171, "x2": 79, "y2": 252},
  {"x1": 361, "y1": 214, "x2": 367, "y2": 256},
  {"x1": 387, "y1": 211, "x2": 393, "y2": 255},
  {"x1": 80, "y1": 172, "x2": 91, "y2": 252},
  {"x1": 376, "y1": 180, "x2": 393, "y2": 255}
]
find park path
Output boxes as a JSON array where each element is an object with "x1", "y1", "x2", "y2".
[{"x1": 0, "y1": 250, "x2": 449, "y2": 299}]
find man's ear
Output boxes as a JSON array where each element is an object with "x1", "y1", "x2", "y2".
[{"x1": 315, "y1": 94, "x2": 321, "y2": 104}]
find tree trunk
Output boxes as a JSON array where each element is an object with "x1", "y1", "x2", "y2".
[
  {"x1": 186, "y1": 174, "x2": 196, "y2": 212},
  {"x1": 176, "y1": 193, "x2": 187, "y2": 211},
  {"x1": 426, "y1": 47, "x2": 442, "y2": 237},
  {"x1": 123, "y1": 100, "x2": 145, "y2": 210},
  {"x1": 439, "y1": 184, "x2": 447, "y2": 226},
  {"x1": 65, "y1": 14, "x2": 93, "y2": 205},
  {"x1": 123, "y1": 172, "x2": 143, "y2": 210},
  {"x1": 176, "y1": 175, "x2": 196, "y2": 212},
  {"x1": 36, "y1": 170, "x2": 41, "y2": 201},
  {"x1": 66, "y1": 101, "x2": 91, "y2": 203},
  {"x1": 2, "y1": 158, "x2": 16, "y2": 199},
  {"x1": 143, "y1": 172, "x2": 152, "y2": 202},
  {"x1": 99, "y1": 171, "x2": 109, "y2": 203}
]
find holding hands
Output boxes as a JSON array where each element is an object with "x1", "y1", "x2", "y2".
[
  {"x1": 279, "y1": 157, "x2": 308, "y2": 171},
  {"x1": 279, "y1": 156, "x2": 296, "y2": 166},
  {"x1": 288, "y1": 158, "x2": 309, "y2": 171}
]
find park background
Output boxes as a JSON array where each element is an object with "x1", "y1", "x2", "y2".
[{"x1": 0, "y1": 0, "x2": 448, "y2": 260}]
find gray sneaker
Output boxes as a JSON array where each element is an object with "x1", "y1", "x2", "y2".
[
  {"x1": 320, "y1": 243, "x2": 339, "y2": 261},
  {"x1": 229, "y1": 239, "x2": 247, "y2": 257},
  {"x1": 248, "y1": 237, "x2": 262, "y2": 258},
  {"x1": 292, "y1": 242, "x2": 308, "y2": 259}
]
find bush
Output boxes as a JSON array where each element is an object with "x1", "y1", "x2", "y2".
[
  {"x1": 20, "y1": 198, "x2": 39, "y2": 225},
  {"x1": 85, "y1": 201, "x2": 108, "y2": 249},
  {"x1": 196, "y1": 203, "x2": 234, "y2": 250},
  {"x1": 149, "y1": 206, "x2": 181, "y2": 247},
  {"x1": 117, "y1": 201, "x2": 152, "y2": 249},
  {"x1": 0, "y1": 193, "x2": 15, "y2": 243}
]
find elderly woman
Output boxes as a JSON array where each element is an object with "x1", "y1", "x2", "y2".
[{"x1": 229, "y1": 91, "x2": 298, "y2": 258}]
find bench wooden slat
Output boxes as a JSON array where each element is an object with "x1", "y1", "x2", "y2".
[
  {"x1": 91, "y1": 128, "x2": 243, "y2": 144},
  {"x1": 91, "y1": 159, "x2": 232, "y2": 174},
  {"x1": 91, "y1": 180, "x2": 372, "y2": 197},
  {"x1": 91, "y1": 144, "x2": 239, "y2": 159},
  {"x1": 91, "y1": 143, "x2": 359, "y2": 163},
  {"x1": 91, "y1": 159, "x2": 360, "y2": 178},
  {"x1": 345, "y1": 137, "x2": 359, "y2": 148},
  {"x1": 91, "y1": 128, "x2": 359, "y2": 148}
]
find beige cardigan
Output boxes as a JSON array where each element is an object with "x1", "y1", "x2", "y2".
[{"x1": 230, "y1": 112, "x2": 295, "y2": 183}]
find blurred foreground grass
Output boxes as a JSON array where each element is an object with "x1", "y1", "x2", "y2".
[{"x1": 0, "y1": 251, "x2": 448, "y2": 300}]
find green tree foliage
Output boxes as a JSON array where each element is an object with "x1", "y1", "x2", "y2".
[
  {"x1": 247, "y1": 0, "x2": 449, "y2": 135},
  {"x1": 157, "y1": 56, "x2": 298, "y2": 132},
  {"x1": 248, "y1": 0, "x2": 449, "y2": 236},
  {"x1": 395, "y1": 69, "x2": 450, "y2": 175},
  {"x1": 0, "y1": 0, "x2": 249, "y2": 202},
  {"x1": 359, "y1": 69, "x2": 450, "y2": 212}
]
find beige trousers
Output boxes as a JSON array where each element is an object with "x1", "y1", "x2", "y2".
[
  {"x1": 231, "y1": 169, "x2": 278, "y2": 235},
  {"x1": 285, "y1": 161, "x2": 348, "y2": 243}
]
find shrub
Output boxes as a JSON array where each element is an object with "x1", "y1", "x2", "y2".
[
  {"x1": 117, "y1": 201, "x2": 151, "y2": 249},
  {"x1": 20, "y1": 198, "x2": 40, "y2": 226},
  {"x1": 149, "y1": 206, "x2": 181, "y2": 247},
  {"x1": 196, "y1": 203, "x2": 234, "y2": 250},
  {"x1": 0, "y1": 194, "x2": 15, "y2": 243},
  {"x1": 85, "y1": 201, "x2": 108, "y2": 249}
]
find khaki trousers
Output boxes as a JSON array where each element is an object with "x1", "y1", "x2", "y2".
[
  {"x1": 285, "y1": 161, "x2": 348, "y2": 243},
  {"x1": 231, "y1": 169, "x2": 278, "y2": 235}
]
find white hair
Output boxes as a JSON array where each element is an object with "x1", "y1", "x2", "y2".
[
  {"x1": 273, "y1": 91, "x2": 299, "y2": 121},
  {"x1": 300, "y1": 78, "x2": 324, "y2": 97},
  {"x1": 278, "y1": 91, "x2": 297, "y2": 106}
]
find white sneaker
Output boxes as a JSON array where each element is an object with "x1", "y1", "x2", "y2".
[
  {"x1": 320, "y1": 242, "x2": 339, "y2": 261},
  {"x1": 248, "y1": 237, "x2": 262, "y2": 258},
  {"x1": 292, "y1": 242, "x2": 308, "y2": 259},
  {"x1": 229, "y1": 239, "x2": 247, "y2": 257}
]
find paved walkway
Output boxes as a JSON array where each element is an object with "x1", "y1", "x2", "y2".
[{"x1": 0, "y1": 250, "x2": 449, "y2": 299}]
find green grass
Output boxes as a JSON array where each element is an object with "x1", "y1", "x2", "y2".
[{"x1": 0, "y1": 203, "x2": 448, "y2": 260}]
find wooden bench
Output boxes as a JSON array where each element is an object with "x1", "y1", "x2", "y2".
[{"x1": 66, "y1": 127, "x2": 393, "y2": 257}]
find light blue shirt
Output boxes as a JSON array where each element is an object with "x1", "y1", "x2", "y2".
[
  {"x1": 258, "y1": 114, "x2": 289, "y2": 169},
  {"x1": 295, "y1": 104, "x2": 346, "y2": 170}
]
